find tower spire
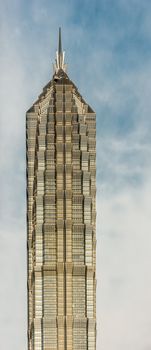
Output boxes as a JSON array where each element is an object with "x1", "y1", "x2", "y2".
[
  {"x1": 54, "y1": 27, "x2": 67, "y2": 74},
  {"x1": 58, "y1": 27, "x2": 63, "y2": 69},
  {"x1": 58, "y1": 27, "x2": 62, "y2": 57}
]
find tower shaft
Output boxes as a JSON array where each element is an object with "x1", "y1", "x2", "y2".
[{"x1": 26, "y1": 33, "x2": 96, "y2": 350}]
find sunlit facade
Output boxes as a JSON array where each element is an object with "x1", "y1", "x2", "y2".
[{"x1": 26, "y1": 29, "x2": 96, "y2": 350}]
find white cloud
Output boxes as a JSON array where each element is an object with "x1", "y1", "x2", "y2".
[{"x1": 97, "y1": 177, "x2": 151, "y2": 349}]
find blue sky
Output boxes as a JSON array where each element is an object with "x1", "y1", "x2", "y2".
[{"x1": 0, "y1": 0, "x2": 151, "y2": 349}]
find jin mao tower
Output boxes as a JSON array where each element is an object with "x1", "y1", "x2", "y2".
[{"x1": 26, "y1": 29, "x2": 96, "y2": 350}]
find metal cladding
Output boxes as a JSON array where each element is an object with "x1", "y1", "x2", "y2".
[{"x1": 26, "y1": 31, "x2": 96, "y2": 350}]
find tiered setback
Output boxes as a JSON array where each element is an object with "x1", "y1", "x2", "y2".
[{"x1": 26, "y1": 73, "x2": 96, "y2": 350}]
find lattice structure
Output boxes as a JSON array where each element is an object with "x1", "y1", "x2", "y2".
[{"x1": 26, "y1": 30, "x2": 96, "y2": 350}]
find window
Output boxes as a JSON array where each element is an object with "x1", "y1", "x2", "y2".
[
  {"x1": 73, "y1": 269, "x2": 86, "y2": 317},
  {"x1": 56, "y1": 126, "x2": 63, "y2": 141},
  {"x1": 72, "y1": 134, "x2": 80, "y2": 150},
  {"x1": 84, "y1": 197, "x2": 91, "y2": 224},
  {"x1": 72, "y1": 195, "x2": 83, "y2": 223},
  {"x1": 83, "y1": 172, "x2": 90, "y2": 195},
  {"x1": 56, "y1": 114, "x2": 63, "y2": 123},
  {"x1": 72, "y1": 225, "x2": 84, "y2": 264},
  {"x1": 81, "y1": 152, "x2": 89, "y2": 171},
  {"x1": 80, "y1": 135, "x2": 87, "y2": 151},
  {"x1": 72, "y1": 171, "x2": 82, "y2": 193}
]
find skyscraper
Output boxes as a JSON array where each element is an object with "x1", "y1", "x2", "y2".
[{"x1": 26, "y1": 29, "x2": 96, "y2": 350}]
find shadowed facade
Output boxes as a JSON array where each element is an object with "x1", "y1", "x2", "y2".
[{"x1": 26, "y1": 29, "x2": 96, "y2": 350}]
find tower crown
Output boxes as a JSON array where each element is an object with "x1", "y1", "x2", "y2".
[{"x1": 54, "y1": 27, "x2": 67, "y2": 73}]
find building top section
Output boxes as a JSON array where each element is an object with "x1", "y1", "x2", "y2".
[
  {"x1": 53, "y1": 28, "x2": 67, "y2": 74},
  {"x1": 27, "y1": 29, "x2": 95, "y2": 114}
]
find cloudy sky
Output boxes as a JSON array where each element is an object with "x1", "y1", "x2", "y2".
[{"x1": 0, "y1": 0, "x2": 151, "y2": 349}]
